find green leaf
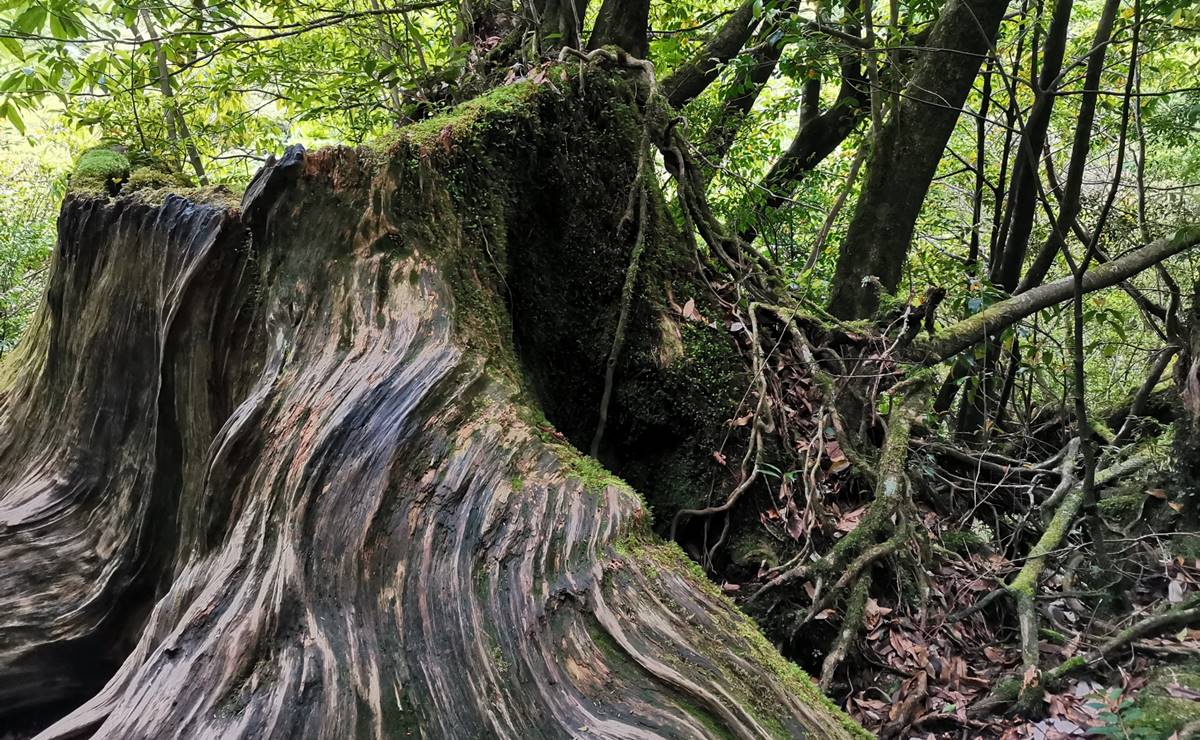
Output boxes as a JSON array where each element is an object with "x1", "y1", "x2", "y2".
[
  {"x1": 1, "y1": 101, "x2": 25, "y2": 134},
  {"x1": 0, "y1": 69, "x2": 26, "y2": 92},
  {"x1": 48, "y1": 13, "x2": 66, "y2": 39},
  {"x1": 13, "y1": 6, "x2": 48, "y2": 34},
  {"x1": 0, "y1": 37, "x2": 24, "y2": 60},
  {"x1": 48, "y1": 10, "x2": 82, "y2": 40}
]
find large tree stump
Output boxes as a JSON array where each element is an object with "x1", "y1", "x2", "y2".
[{"x1": 0, "y1": 70, "x2": 864, "y2": 739}]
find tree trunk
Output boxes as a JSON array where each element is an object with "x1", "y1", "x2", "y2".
[
  {"x1": 587, "y1": 0, "x2": 650, "y2": 56},
  {"x1": 535, "y1": 0, "x2": 589, "y2": 51},
  {"x1": 659, "y1": 0, "x2": 760, "y2": 110},
  {"x1": 1174, "y1": 283, "x2": 1200, "y2": 521},
  {"x1": 828, "y1": 0, "x2": 1007, "y2": 319},
  {"x1": 987, "y1": 0, "x2": 1074, "y2": 293},
  {"x1": 0, "y1": 70, "x2": 864, "y2": 739}
]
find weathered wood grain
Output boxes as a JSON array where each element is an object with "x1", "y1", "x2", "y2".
[{"x1": 0, "y1": 73, "x2": 863, "y2": 740}]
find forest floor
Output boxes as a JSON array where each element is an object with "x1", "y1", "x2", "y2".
[
  {"x1": 839, "y1": 521, "x2": 1200, "y2": 738},
  {"x1": 669, "y1": 298, "x2": 1200, "y2": 739}
]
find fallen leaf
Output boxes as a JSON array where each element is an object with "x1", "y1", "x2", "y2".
[
  {"x1": 835, "y1": 506, "x2": 867, "y2": 533},
  {"x1": 984, "y1": 646, "x2": 1008, "y2": 662},
  {"x1": 1023, "y1": 664, "x2": 1041, "y2": 690},
  {"x1": 1165, "y1": 683, "x2": 1200, "y2": 701}
]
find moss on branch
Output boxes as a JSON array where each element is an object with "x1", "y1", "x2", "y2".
[{"x1": 917, "y1": 225, "x2": 1200, "y2": 364}]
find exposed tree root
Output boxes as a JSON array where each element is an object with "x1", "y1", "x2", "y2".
[
  {"x1": 819, "y1": 574, "x2": 870, "y2": 691},
  {"x1": 750, "y1": 374, "x2": 930, "y2": 604},
  {"x1": 956, "y1": 445, "x2": 1170, "y2": 715},
  {"x1": 591, "y1": 140, "x2": 650, "y2": 457}
]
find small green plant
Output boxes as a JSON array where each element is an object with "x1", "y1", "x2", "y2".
[
  {"x1": 490, "y1": 644, "x2": 509, "y2": 673},
  {"x1": 1088, "y1": 688, "x2": 1159, "y2": 740}
]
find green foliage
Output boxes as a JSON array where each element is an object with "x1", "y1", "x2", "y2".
[
  {"x1": 1088, "y1": 688, "x2": 1161, "y2": 740},
  {"x1": 0, "y1": 0, "x2": 471, "y2": 184},
  {"x1": 0, "y1": 122, "x2": 80, "y2": 354},
  {"x1": 0, "y1": 0, "x2": 1194, "y2": 440},
  {"x1": 0, "y1": 203, "x2": 52, "y2": 354}
]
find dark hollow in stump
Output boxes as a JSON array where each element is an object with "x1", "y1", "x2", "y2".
[{"x1": 0, "y1": 71, "x2": 864, "y2": 739}]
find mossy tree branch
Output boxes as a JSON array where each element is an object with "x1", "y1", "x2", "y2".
[{"x1": 918, "y1": 225, "x2": 1200, "y2": 364}]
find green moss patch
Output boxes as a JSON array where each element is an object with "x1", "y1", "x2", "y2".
[
  {"x1": 1098, "y1": 493, "x2": 1145, "y2": 519},
  {"x1": 124, "y1": 166, "x2": 194, "y2": 192},
  {"x1": 1127, "y1": 662, "x2": 1200, "y2": 738},
  {"x1": 374, "y1": 81, "x2": 539, "y2": 154},
  {"x1": 941, "y1": 529, "x2": 986, "y2": 554},
  {"x1": 70, "y1": 146, "x2": 130, "y2": 194}
]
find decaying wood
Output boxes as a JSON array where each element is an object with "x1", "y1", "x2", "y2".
[{"x1": 0, "y1": 72, "x2": 864, "y2": 739}]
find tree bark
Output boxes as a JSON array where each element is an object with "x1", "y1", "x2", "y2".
[
  {"x1": 535, "y1": 0, "x2": 589, "y2": 51},
  {"x1": 1173, "y1": 283, "x2": 1200, "y2": 520},
  {"x1": 0, "y1": 70, "x2": 864, "y2": 739},
  {"x1": 587, "y1": 0, "x2": 650, "y2": 56},
  {"x1": 987, "y1": 0, "x2": 1074, "y2": 292},
  {"x1": 659, "y1": 0, "x2": 760, "y2": 110},
  {"x1": 828, "y1": 0, "x2": 1007, "y2": 319}
]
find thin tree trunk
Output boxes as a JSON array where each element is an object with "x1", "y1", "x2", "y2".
[
  {"x1": 139, "y1": 10, "x2": 209, "y2": 185},
  {"x1": 988, "y1": 0, "x2": 1074, "y2": 292},
  {"x1": 1014, "y1": 0, "x2": 1121, "y2": 294}
]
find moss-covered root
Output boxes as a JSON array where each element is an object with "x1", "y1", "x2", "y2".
[
  {"x1": 972, "y1": 596, "x2": 1200, "y2": 720},
  {"x1": 1061, "y1": 594, "x2": 1200, "y2": 678},
  {"x1": 969, "y1": 462, "x2": 1188, "y2": 717},
  {"x1": 751, "y1": 373, "x2": 932, "y2": 602},
  {"x1": 1004, "y1": 437, "x2": 1081, "y2": 702},
  {"x1": 985, "y1": 594, "x2": 1200, "y2": 720},
  {"x1": 1003, "y1": 444, "x2": 1158, "y2": 704},
  {"x1": 819, "y1": 574, "x2": 871, "y2": 691}
]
